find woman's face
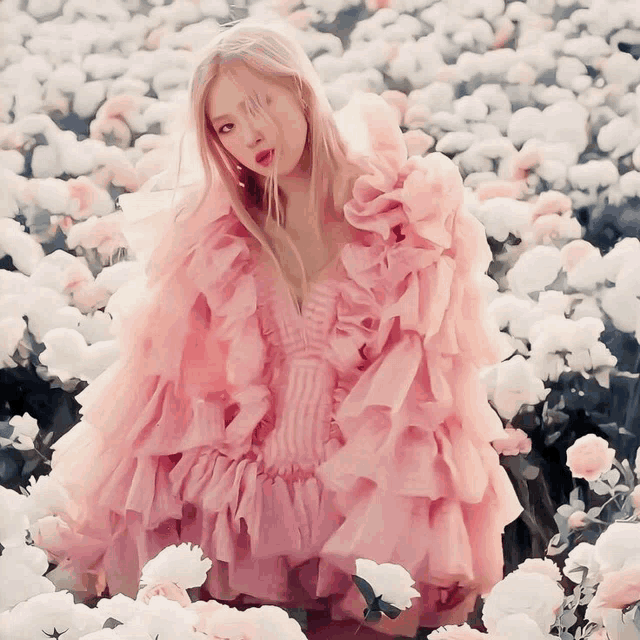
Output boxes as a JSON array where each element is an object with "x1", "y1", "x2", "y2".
[{"x1": 206, "y1": 64, "x2": 309, "y2": 180}]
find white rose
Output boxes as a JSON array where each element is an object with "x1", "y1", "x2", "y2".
[
  {"x1": 495, "y1": 612, "x2": 558, "y2": 640},
  {"x1": 482, "y1": 571, "x2": 564, "y2": 635},
  {"x1": 562, "y1": 542, "x2": 602, "y2": 586},
  {"x1": 594, "y1": 522, "x2": 640, "y2": 574},
  {"x1": 354, "y1": 559, "x2": 420, "y2": 610}
]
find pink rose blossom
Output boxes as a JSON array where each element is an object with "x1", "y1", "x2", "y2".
[
  {"x1": 426, "y1": 623, "x2": 488, "y2": 639},
  {"x1": 67, "y1": 177, "x2": 102, "y2": 220},
  {"x1": 568, "y1": 510, "x2": 588, "y2": 530},
  {"x1": 381, "y1": 90, "x2": 408, "y2": 125},
  {"x1": 403, "y1": 130, "x2": 435, "y2": 157},
  {"x1": 475, "y1": 180, "x2": 528, "y2": 201},
  {"x1": 492, "y1": 428, "x2": 532, "y2": 456},
  {"x1": 136, "y1": 581, "x2": 191, "y2": 607},
  {"x1": 590, "y1": 567, "x2": 640, "y2": 610},
  {"x1": 565, "y1": 434, "x2": 616, "y2": 482},
  {"x1": 559, "y1": 240, "x2": 600, "y2": 274}
]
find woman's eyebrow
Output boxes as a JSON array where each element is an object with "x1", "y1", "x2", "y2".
[{"x1": 211, "y1": 96, "x2": 259, "y2": 123}]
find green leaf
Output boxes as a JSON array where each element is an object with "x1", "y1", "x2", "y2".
[
  {"x1": 591, "y1": 480, "x2": 611, "y2": 496},
  {"x1": 559, "y1": 611, "x2": 577, "y2": 628}
]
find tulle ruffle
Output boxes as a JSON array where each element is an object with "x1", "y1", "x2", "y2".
[
  {"x1": 313, "y1": 93, "x2": 523, "y2": 636},
  {"x1": 32, "y1": 93, "x2": 523, "y2": 639}
]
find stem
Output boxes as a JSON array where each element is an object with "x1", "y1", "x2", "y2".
[{"x1": 354, "y1": 609, "x2": 370, "y2": 635}]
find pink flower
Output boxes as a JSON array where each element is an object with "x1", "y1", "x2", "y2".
[
  {"x1": 426, "y1": 623, "x2": 488, "y2": 639},
  {"x1": 591, "y1": 567, "x2": 640, "y2": 610},
  {"x1": 474, "y1": 180, "x2": 528, "y2": 201},
  {"x1": 194, "y1": 604, "x2": 307, "y2": 640},
  {"x1": 67, "y1": 177, "x2": 102, "y2": 220},
  {"x1": 381, "y1": 90, "x2": 408, "y2": 126},
  {"x1": 136, "y1": 581, "x2": 191, "y2": 607},
  {"x1": 403, "y1": 130, "x2": 434, "y2": 157},
  {"x1": 492, "y1": 428, "x2": 532, "y2": 456},
  {"x1": 565, "y1": 434, "x2": 616, "y2": 482},
  {"x1": 568, "y1": 510, "x2": 588, "y2": 530},
  {"x1": 559, "y1": 239, "x2": 600, "y2": 275}
]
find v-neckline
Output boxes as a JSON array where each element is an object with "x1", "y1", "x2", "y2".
[
  {"x1": 259, "y1": 215, "x2": 357, "y2": 319},
  {"x1": 266, "y1": 246, "x2": 344, "y2": 318}
]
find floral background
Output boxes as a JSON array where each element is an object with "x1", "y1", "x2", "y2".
[{"x1": 3, "y1": 0, "x2": 640, "y2": 638}]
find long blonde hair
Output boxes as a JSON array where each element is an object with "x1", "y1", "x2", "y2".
[{"x1": 169, "y1": 18, "x2": 370, "y2": 311}]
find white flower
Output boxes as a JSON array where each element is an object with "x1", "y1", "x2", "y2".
[
  {"x1": 0, "y1": 545, "x2": 56, "y2": 614},
  {"x1": 94, "y1": 593, "x2": 147, "y2": 627},
  {"x1": 139, "y1": 543, "x2": 212, "y2": 590},
  {"x1": 562, "y1": 542, "x2": 602, "y2": 586},
  {"x1": 22, "y1": 473, "x2": 72, "y2": 525},
  {"x1": 354, "y1": 558, "x2": 420, "y2": 611},
  {"x1": 0, "y1": 590, "x2": 103, "y2": 639},
  {"x1": 127, "y1": 595, "x2": 200, "y2": 640},
  {"x1": 6, "y1": 413, "x2": 39, "y2": 450},
  {"x1": 481, "y1": 570, "x2": 564, "y2": 635},
  {"x1": 0, "y1": 485, "x2": 29, "y2": 547},
  {"x1": 78, "y1": 625, "x2": 155, "y2": 639},
  {"x1": 495, "y1": 612, "x2": 556, "y2": 640},
  {"x1": 516, "y1": 558, "x2": 563, "y2": 584},
  {"x1": 593, "y1": 522, "x2": 640, "y2": 575}
]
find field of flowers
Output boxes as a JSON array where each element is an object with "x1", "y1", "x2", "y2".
[{"x1": 3, "y1": 0, "x2": 640, "y2": 638}]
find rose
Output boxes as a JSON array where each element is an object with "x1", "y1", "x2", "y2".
[
  {"x1": 425, "y1": 622, "x2": 488, "y2": 638},
  {"x1": 515, "y1": 558, "x2": 563, "y2": 584},
  {"x1": 568, "y1": 510, "x2": 588, "y2": 530},
  {"x1": 565, "y1": 434, "x2": 616, "y2": 482},
  {"x1": 594, "y1": 523, "x2": 640, "y2": 575},
  {"x1": 563, "y1": 542, "x2": 602, "y2": 587},
  {"x1": 491, "y1": 427, "x2": 532, "y2": 456},
  {"x1": 136, "y1": 582, "x2": 191, "y2": 607},
  {"x1": 589, "y1": 567, "x2": 640, "y2": 610},
  {"x1": 194, "y1": 604, "x2": 306, "y2": 640},
  {"x1": 354, "y1": 558, "x2": 421, "y2": 611},
  {"x1": 481, "y1": 570, "x2": 565, "y2": 634}
]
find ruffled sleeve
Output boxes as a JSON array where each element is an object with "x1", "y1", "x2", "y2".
[
  {"x1": 36, "y1": 178, "x2": 271, "y2": 597},
  {"x1": 317, "y1": 92, "x2": 523, "y2": 633}
]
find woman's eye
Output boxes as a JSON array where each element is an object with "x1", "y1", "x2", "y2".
[{"x1": 218, "y1": 123, "x2": 233, "y2": 134}]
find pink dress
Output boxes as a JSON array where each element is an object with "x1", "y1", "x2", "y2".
[{"x1": 34, "y1": 93, "x2": 523, "y2": 637}]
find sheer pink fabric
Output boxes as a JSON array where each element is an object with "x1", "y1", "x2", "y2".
[{"x1": 34, "y1": 92, "x2": 523, "y2": 637}]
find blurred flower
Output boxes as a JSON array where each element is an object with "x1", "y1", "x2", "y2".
[
  {"x1": 0, "y1": 589, "x2": 102, "y2": 639},
  {"x1": 0, "y1": 485, "x2": 29, "y2": 548},
  {"x1": 194, "y1": 604, "x2": 306, "y2": 640},
  {"x1": 136, "y1": 582, "x2": 190, "y2": 608},
  {"x1": 515, "y1": 558, "x2": 562, "y2": 584},
  {"x1": 426, "y1": 622, "x2": 488, "y2": 638},
  {"x1": 354, "y1": 558, "x2": 420, "y2": 611},
  {"x1": 491, "y1": 427, "x2": 532, "y2": 456},
  {"x1": 481, "y1": 570, "x2": 564, "y2": 635},
  {"x1": 563, "y1": 542, "x2": 602, "y2": 587},
  {"x1": 590, "y1": 567, "x2": 640, "y2": 610},
  {"x1": 5, "y1": 413, "x2": 39, "y2": 451},
  {"x1": 594, "y1": 523, "x2": 640, "y2": 575},
  {"x1": 139, "y1": 543, "x2": 212, "y2": 591},
  {"x1": 567, "y1": 510, "x2": 588, "y2": 530},
  {"x1": 565, "y1": 434, "x2": 616, "y2": 482}
]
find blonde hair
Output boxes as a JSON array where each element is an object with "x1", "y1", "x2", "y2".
[{"x1": 169, "y1": 18, "x2": 370, "y2": 312}]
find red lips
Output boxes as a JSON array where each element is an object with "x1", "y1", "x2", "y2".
[{"x1": 255, "y1": 148, "x2": 273, "y2": 163}]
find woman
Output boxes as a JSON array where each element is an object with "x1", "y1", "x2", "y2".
[{"x1": 34, "y1": 19, "x2": 523, "y2": 638}]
